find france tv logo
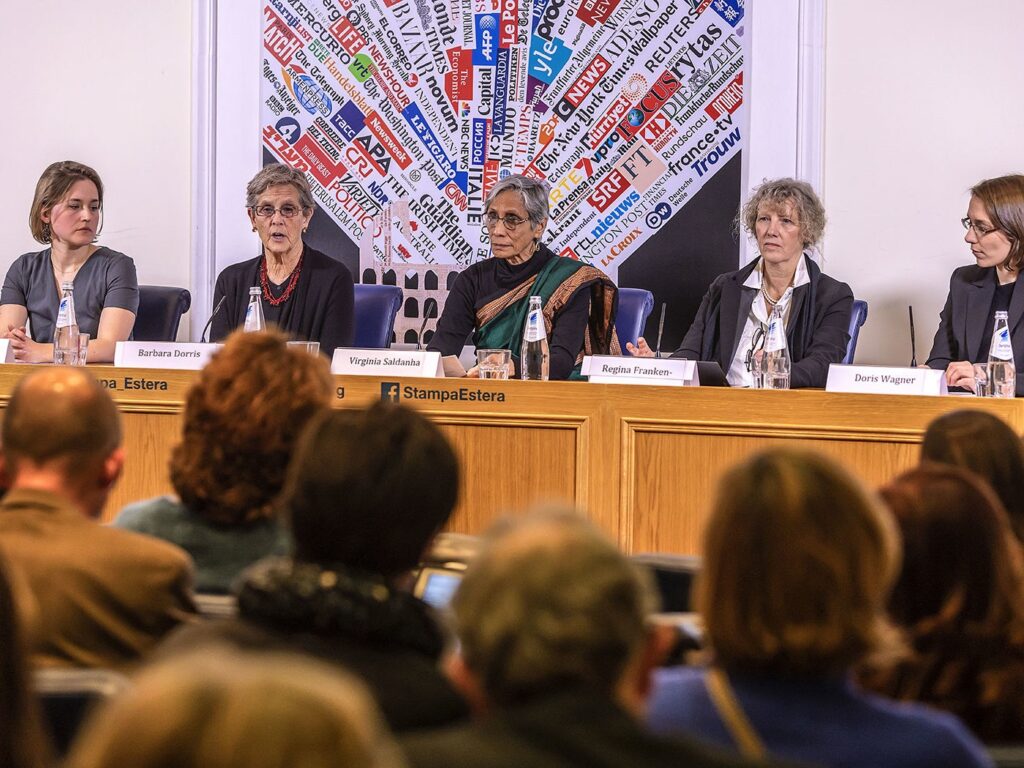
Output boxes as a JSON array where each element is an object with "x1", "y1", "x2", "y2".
[{"x1": 380, "y1": 382, "x2": 401, "y2": 402}]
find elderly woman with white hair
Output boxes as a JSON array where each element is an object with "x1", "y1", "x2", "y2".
[
  {"x1": 629, "y1": 178, "x2": 853, "y2": 388},
  {"x1": 428, "y1": 174, "x2": 619, "y2": 380}
]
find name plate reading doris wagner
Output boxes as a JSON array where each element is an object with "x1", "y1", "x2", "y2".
[
  {"x1": 114, "y1": 342, "x2": 223, "y2": 370},
  {"x1": 332, "y1": 348, "x2": 442, "y2": 378},
  {"x1": 581, "y1": 356, "x2": 696, "y2": 386},
  {"x1": 826, "y1": 364, "x2": 949, "y2": 396}
]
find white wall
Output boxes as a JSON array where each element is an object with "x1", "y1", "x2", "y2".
[
  {"x1": 0, "y1": 1, "x2": 192, "y2": 329},
  {"x1": 822, "y1": 0, "x2": 1024, "y2": 365}
]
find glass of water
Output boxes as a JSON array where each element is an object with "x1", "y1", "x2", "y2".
[{"x1": 476, "y1": 349, "x2": 511, "y2": 379}]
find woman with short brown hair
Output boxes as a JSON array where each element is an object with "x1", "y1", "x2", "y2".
[
  {"x1": 647, "y1": 449, "x2": 989, "y2": 768},
  {"x1": 114, "y1": 329, "x2": 333, "y2": 592}
]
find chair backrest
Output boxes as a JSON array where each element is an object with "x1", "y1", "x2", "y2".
[
  {"x1": 843, "y1": 299, "x2": 869, "y2": 364},
  {"x1": 615, "y1": 288, "x2": 655, "y2": 354},
  {"x1": 353, "y1": 284, "x2": 403, "y2": 348},
  {"x1": 34, "y1": 668, "x2": 130, "y2": 756},
  {"x1": 630, "y1": 553, "x2": 702, "y2": 613},
  {"x1": 134, "y1": 285, "x2": 191, "y2": 341}
]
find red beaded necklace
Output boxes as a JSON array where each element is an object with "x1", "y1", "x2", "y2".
[{"x1": 260, "y1": 251, "x2": 304, "y2": 306}]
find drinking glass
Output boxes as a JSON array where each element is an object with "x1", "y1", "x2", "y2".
[
  {"x1": 287, "y1": 341, "x2": 321, "y2": 356},
  {"x1": 74, "y1": 333, "x2": 90, "y2": 366},
  {"x1": 973, "y1": 363, "x2": 991, "y2": 397},
  {"x1": 477, "y1": 349, "x2": 511, "y2": 379}
]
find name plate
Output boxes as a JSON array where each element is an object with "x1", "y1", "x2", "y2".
[
  {"x1": 115, "y1": 342, "x2": 222, "y2": 370},
  {"x1": 826, "y1": 364, "x2": 948, "y2": 396},
  {"x1": 0, "y1": 340, "x2": 12, "y2": 363},
  {"x1": 582, "y1": 355, "x2": 695, "y2": 386},
  {"x1": 332, "y1": 348, "x2": 442, "y2": 378}
]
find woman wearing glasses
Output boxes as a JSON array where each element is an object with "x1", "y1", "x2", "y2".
[
  {"x1": 428, "y1": 174, "x2": 619, "y2": 379},
  {"x1": 628, "y1": 178, "x2": 853, "y2": 388},
  {"x1": 210, "y1": 164, "x2": 354, "y2": 354},
  {"x1": 1, "y1": 161, "x2": 138, "y2": 363},
  {"x1": 927, "y1": 174, "x2": 1024, "y2": 394}
]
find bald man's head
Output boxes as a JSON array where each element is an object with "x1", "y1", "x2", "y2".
[{"x1": 2, "y1": 369, "x2": 122, "y2": 480}]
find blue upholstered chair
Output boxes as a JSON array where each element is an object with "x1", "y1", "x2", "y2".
[
  {"x1": 843, "y1": 299, "x2": 869, "y2": 364},
  {"x1": 615, "y1": 288, "x2": 655, "y2": 355},
  {"x1": 353, "y1": 284, "x2": 403, "y2": 348},
  {"x1": 134, "y1": 286, "x2": 191, "y2": 341}
]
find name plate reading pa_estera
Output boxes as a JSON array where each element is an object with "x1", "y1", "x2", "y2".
[
  {"x1": 114, "y1": 342, "x2": 222, "y2": 370},
  {"x1": 581, "y1": 355, "x2": 696, "y2": 386},
  {"x1": 826, "y1": 364, "x2": 948, "y2": 396},
  {"x1": 332, "y1": 348, "x2": 442, "y2": 378}
]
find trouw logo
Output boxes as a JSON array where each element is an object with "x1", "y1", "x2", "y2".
[{"x1": 380, "y1": 382, "x2": 401, "y2": 402}]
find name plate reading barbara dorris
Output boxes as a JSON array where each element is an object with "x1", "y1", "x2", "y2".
[
  {"x1": 331, "y1": 348, "x2": 442, "y2": 378},
  {"x1": 114, "y1": 342, "x2": 222, "y2": 370},
  {"x1": 581, "y1": 355, "x2": 695, "y2": 386},
  {"x1": 825, "y1": 364, "x2": 948, "y2": 396}
]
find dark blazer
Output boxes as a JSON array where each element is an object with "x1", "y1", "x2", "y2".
[
  {"x1": 927, "y1": 265, "x2": 1024, "y2": 395},
  {"x1": 672, "y1": 255, "x2": 854, "y2": 388},
  {"x1": 401, "y1": 690, "x2": 773, "y2": 768}
]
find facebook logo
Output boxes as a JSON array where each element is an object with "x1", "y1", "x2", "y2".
[{"x1": 380, "y1": 382, "x2": 401, "y2": 402}]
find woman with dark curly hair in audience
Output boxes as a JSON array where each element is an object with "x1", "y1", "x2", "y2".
[
  {"x1": 114, "y1": 330, "x2": 333, "y2": 593},
  {"x1": 647, "y1": 449, "x2": 990, "y2": 768},
  {"x1": 920, "y1": 409, "x2": 1024, "y2": 544},
  {"x1": 858, "y1": 464, "x2": 1024, "y2": 743},
  {"x1": 0, "y1": 550, "x2": 50, "y2": 768},
  {"x1": 159, "y1": 402, "x2": 469, "y2": 733}
]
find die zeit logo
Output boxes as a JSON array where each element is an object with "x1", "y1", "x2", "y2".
[
  {"x1": 379, "y1": 383, "x2": 507, "y2": 403},
  {"x1": 553, "y1": 55, "x2": 610, "y2": 119}
]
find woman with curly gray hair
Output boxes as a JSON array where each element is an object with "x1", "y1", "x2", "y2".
[{"x1": 629, "y1": 178, "x2": 853, "y2": 388}]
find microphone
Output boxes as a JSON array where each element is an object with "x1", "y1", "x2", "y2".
[
  {"x1": 416, "y1": 299, "x2": 438, "y2": 351},
  {"x1": 654, "y1": 302, "x2": 667, "y2": 359},
  {"x1": 200, "y1": 295, "x2": 227, "y2": 344},
  {"x1": 909, "y1": 305, "x2": 918, "y2": 367}
]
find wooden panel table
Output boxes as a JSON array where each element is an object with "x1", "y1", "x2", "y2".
[{"x1": 0, "y1": 364, "x2": 1019, "y2": 556}]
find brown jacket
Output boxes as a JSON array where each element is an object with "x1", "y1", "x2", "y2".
[{"x1": 0, "y1": 488, "x2": 197, "y2": 668}]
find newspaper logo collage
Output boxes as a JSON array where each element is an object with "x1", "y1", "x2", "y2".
[{"x1": 261, "y1": 0, "x2": 745, "y2": 283}]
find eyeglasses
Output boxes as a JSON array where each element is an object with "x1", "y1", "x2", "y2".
[
  {"x1": 252, "y1": 204, "x2": 305, "y2": 218},
  {"x1": 961, "y1": 217, "x2": 1000, "y2": 238},
  {"x1": 744, "y1": 323, "x2": 768, "y2": 372},
  {"x1": 484, "y1": 212, "x2": 528, "y2": 231}
]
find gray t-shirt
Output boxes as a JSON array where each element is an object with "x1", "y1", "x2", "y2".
[{"x1": 1, "y1": 247, "x2": 139, "y2": 341}]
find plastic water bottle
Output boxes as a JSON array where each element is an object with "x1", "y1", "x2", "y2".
[
  {"x1": 761, "y1": 304, "x2": 791, "y2": 390},
  {"x1": 520, "y1": 296, "x2": 550, "y2": 380},
  {"x1": 988, "y1": 310, "x2": 1016, "y2": 398},
  {"x1": 53, "y1": 281, "x2": 80, "y2": 365},
  {"x1": 243, "y1": 286, "x2": 266, "y2": 332}
]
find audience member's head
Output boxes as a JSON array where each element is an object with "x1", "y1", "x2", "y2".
[
  {"x1": 0, "y1": 550, "x2": 48, "y2": 768},
  {"x1": 170, "y1": 329, "x2": 333, "y2": 525},
  {"x1": 281, "y1": 402, "x2": 459, "y2": 577},
  {"x1": 920, "y1": 409, "x2": 1024, "y2": 543},
  {"x1": 879, "y1": 464, "x2": 1024, "y2": 637},
  {"x1": 449, "y1": 511, "x2": 660, "y2": 714},
  {"x1": 1, "y1": 368, "x2": 122, "y2": 518},
  {"x1": 699, "y1": 449, "x2": 900, "y2": 677},
  {"x1": 65, "y1": 650, "x2": 405, "y2": 768}
]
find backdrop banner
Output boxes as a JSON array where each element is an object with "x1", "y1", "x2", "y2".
[{"x1": 260, "y1": 0, "x2": 746, "y2": 347}]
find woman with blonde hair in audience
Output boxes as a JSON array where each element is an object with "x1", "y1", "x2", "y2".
[
  {"x1": 859, "y1": 464, "x2": 1024, "y2": 743},
  {"x1": 0, "y1": 550, "x2": 50, "y2": 768},
  {"x1": 114, "y1": 329, "x2": 333, "y2": 593},
  {"x1": 647, "y1": 449, "x2": 990, "y2": 768},
  {"x1": 65, "y1": 650, "x2": 406, "y2": 768},
  {"x1": 920, "y1": 409, "x2": 1024, "y2": 544}
]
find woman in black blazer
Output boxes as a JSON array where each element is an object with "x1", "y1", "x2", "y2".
[
  {"x1": 927, "y1": 175, "x2": 1024, "y2": 394},
  {"x1": 629, "y1": 178, "x2": 853, "y2": 388}
]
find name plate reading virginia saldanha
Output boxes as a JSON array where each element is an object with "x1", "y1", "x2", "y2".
[
  {"x1": 115, "y1": 342, "x2": 222, "y2": 370},
  {"x1": 582, "y1": 356, "x2": 695, "y2": 386},
  {"x1": 332, "y1": 349, "x2": 442, "y2": 378},
  {"x1": 826, "y1": 364, "x2": 948, "y2": 396}
]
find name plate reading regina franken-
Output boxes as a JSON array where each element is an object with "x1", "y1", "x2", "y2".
[
  {"x1": 826, "y1": 364, "x2": 949, "y2": 396},
  {"x1": 114, "y1": 342, "x2": 222, "y2": 370},
  {"x1": 332, "y1": 348, "x2": 442, "y2": 378},
  {"x1": 582, "y1": 356, "x2": 695, "y2": 386}
]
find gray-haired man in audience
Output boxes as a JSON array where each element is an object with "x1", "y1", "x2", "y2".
[{"x1": 401, "y1": 512, "x2": 772, "y2": 768}]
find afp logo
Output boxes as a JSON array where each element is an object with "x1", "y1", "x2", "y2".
[{"x1": 380, "y1": 382, "x2": 401, "y2": 402}]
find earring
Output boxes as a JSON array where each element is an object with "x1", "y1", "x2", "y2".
[
  {"x1": 252, "y1": 226, "x2": 257, "y2": 233},
  {"x1": 42, "y1": 223, "x2": 51, "y2": 243}
]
